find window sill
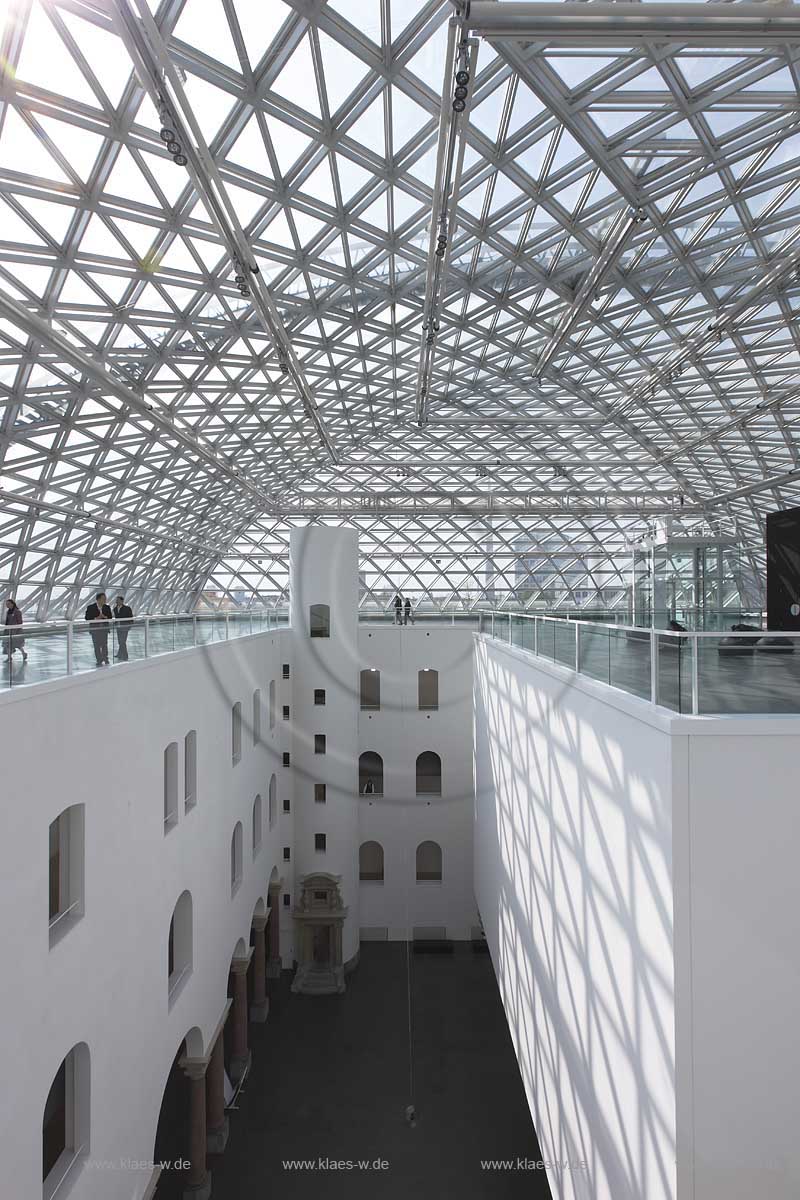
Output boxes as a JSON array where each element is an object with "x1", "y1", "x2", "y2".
[
  {"x1": 48, "y1": 906, "x2": 83, "y2": 950},
  {"x1": 168, "y1": 965, "x2": 192, "y2": 1009},
  {"x1": 359, "y1": 877, "x2": 384, "y2": 885},
  {"x1": 184, "y1": 797, "x2": 196, "y2": 814},
  {"x1": 164, "y1": 812, "x2": 179, "y2": 833},
  {"x1": 416, "y1": 877, "x2": 443, "y2": 884},
  {"x1": 44, "y1": 1147, "x2": 86, "y2": 1200},
  {"x1": 231, "y1": 878, "x2": 242, "y2": 899}
]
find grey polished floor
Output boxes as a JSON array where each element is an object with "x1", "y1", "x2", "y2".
[{"x1": 207, "y1": 943, "x2": 550, "y2": 1200}]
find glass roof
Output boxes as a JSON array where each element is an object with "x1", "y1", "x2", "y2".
[{"x1": 1, "y1": 0, "x2": 798, "y2": 615}]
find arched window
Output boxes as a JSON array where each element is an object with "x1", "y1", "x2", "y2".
[
  {"x1": 416, "y1": 751, "x2": 442, "y2": 795},
  {"x1": 358, "y1": 751, "x2": 383, "y2": 795},
  {"x1": 359, "y1": 841, "x2": 384, "y2": 882},
  {"x1": 418, "y1": 668, "x2": 438, "y2": 710},
  {"x1": 252, "y1": 795, "x2": 262, "y2": 858},
  {"x1": 43, "y1": 1043, "x2": 90, "y2": 1196},
  {"x1": 164, "y1": 742, "x2": 178, "y2": 830},
  {"x1": 184, "y1": 730, "x2": 197, "y2": 811},
  {"x1": 252, "y1": 688, "x2": 262, "y2": 745},
  {"x1": 168, "y1": 890, "x2": 193, "y2": 1006},
  {"x1": 416, "y1": 841, "x2": 442, "y2": 882},
  {"x1": 231, "y1": 823, "x2": 243, "y2": 896},
  {"x1": 48, "y1": 804, "x2": 84, "y2": 948},
  {"x1": 360, "y1": 668, "x2": 380, "y2": 710},
  {"x1": 232, "y1": 702, "x2": 242, "y2": 765},
  {"x1": 268, "y1": 773, "x2": 277, "y2": 828},
  {"x1": 309, "y1": 603, "x2": 330, "y2": 638},
  {"x1": 269, "y1": 679, "x2": 276, "y2": 730}
]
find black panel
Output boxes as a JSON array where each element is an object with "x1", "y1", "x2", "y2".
[{"x1": 766, "y1": 506, "x2": 800, "y2": 630}]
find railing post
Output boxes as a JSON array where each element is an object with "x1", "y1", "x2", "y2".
[
  {"x1": 66, "y1": 621, "x2": 73, "y2": 675},
  {"x1": 144, "y1": 617, "x2": 149, "y2": 658},
  {"x1": 691, "y1": 635, "x2": 699, "y2": 715},
  {"x1": 575, "y1": 625, "x2": 581, "y2": 674},
  {"x1": 534, "y1": 616, "x2": 539, "y2": 657},
  {"x1": 192, "y1": 614, "x2": 197, "y2": 646},
  {"x1": 650, "y1": 628, "x2": 659, "y2": 706},
  {"x1": 491, "y1": 613, "x2": 495, "y2": 639},
  {"x1": 225, "y1": 613, "x2": 230, "y2": 641}
]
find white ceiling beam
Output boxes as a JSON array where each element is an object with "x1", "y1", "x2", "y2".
[
  {"x1": 535, "y1": 205, "x2": 646, "y2": 378},
  {"x1": 111, "y1": 0, "x2": 338, "y2": 462},
  {"x1": 0, "y1": 286, "x2": 280, "y2": 512},
  {"x1": 457, "y1": 2, "x2": 800, "y2": 46}
]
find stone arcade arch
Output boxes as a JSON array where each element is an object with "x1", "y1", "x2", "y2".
[{"x1": 152, "y1": 1028, "x2": 208, "y2": 1200}]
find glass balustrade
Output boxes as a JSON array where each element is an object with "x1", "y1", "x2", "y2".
[
  {"x1": 480, "y1": 612, "x2": 800, "y2": 716},
  {"x1": 0, "y1": 609, "x2": 288, "y2": 693}
]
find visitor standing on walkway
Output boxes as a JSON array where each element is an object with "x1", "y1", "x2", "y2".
[
  {"x1": 403, "y1": 597, "x2": 414, "y2": 626},
  {"x1": 85, "y1": 591, "x2": 112, "y2": 666},
  {"x1": 113, "y1": 595, "x2": 133, "y2": 661},
  {"x1": 393, "y1": 592, "x2": 403, "y2": 625},
  {"x1": 4, "y1": 598, "x2": 27, "y2": 663}
]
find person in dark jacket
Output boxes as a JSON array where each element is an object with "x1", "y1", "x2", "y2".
[
  {"x1": 85, "y1": 591, "x2": 112, "y2": 666},
  {"x1": 393, "y1": 593, "x2": 403, "y2": 625},
  {"x1": 403, "y1": 597, "x2": 414, "y2": 626},
  {"x1": 112, "y1": 595, "x2": 133, "y2": 661},
  {"x1": 4, "y1": 598, "x2": 27, "y2": 663}
]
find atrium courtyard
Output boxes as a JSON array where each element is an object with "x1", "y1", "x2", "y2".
[{"x1": 1, "y1": 3, "x2": 799, "y2": 1200}]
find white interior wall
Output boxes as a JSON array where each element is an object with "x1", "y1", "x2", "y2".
[
  {"x1": 678, "y1": 727, "x2": 800, "y2": 1200},
  {"x1": 474, "y1": 635, "x2": 677, "y2": 1200},
  {"x1": 357, "y1": 625, "x2": 478, "y2": 940},
  {"x1": 475, "y1": 635, "x2": 800, "y2": 1200},
  {"x1": 0, "y1": 630, "x2": 289, "y2": 1200}
]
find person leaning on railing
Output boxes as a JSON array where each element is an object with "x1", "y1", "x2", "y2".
[{"x1": 4, "y1": 598, "x2": 28, "y2": 663}]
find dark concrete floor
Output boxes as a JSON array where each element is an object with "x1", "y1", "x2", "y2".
[{"x1": 208, "y1": 943, "x2": 551, "y2": 1199}]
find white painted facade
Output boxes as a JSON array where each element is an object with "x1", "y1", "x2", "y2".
[
  {"x1": 357, "y1": 622, "x2": 478, "y2": 940},
  {"x1": 0, "y1": 628, "x2": 291, "y2": 1200},
  {"x1": 474, "y1": 634, "x2": 800, "y2": 1200}
]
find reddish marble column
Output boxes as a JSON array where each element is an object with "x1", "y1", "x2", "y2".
[
  {"x1": 181, "y1": 1060, "x2": 211, "y2": 1200},
  {"x1": 205, "y1": 1026, "x2": 229, "y2": 1154},
  {"x1": 250, "y1": 917, "x2": 269, "y2": 1022},
  {"x1": 266, "y1": 889, "x2": 281, "y2": 978},
  {"x1": 230, "y1": 954, "x2": 252, "y2": 1082}
]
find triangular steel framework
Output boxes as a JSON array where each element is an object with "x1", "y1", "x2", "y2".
[{"x1": 2, "y1": 0, "x2": 800, "y2": 616}]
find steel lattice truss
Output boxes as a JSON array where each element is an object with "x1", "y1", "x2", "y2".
[{"x1": 1, "y1": 0, "x2": 800, "y2": 616}]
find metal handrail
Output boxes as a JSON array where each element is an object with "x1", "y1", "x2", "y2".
[
  {"x1": 482, "y1": 610, "x2": 800, "y2": 716},
  {"x1": 483, "y1": 611, "x2": 777, "y2": 638}
]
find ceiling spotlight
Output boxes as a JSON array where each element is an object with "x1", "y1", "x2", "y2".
[
  {"x1": 455, "y1": 69, "x2": 470, "y2": 87},
  {"x1": 159, "y1": 127, "x2": 175, "y2": 142},
  {"x1": 173, "y1": 153, "x2": 188, "y2": 166},
  {"x1": 166, "y1": 140, "x2": 181, "y2": 155},
  {"x1": 453, "y1": 97, "x2": 466, "y2": 113}
]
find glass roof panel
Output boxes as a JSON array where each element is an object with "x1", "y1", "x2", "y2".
[{"x1": 0, "y1": 0, "x2": 796, "y2": 616}]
